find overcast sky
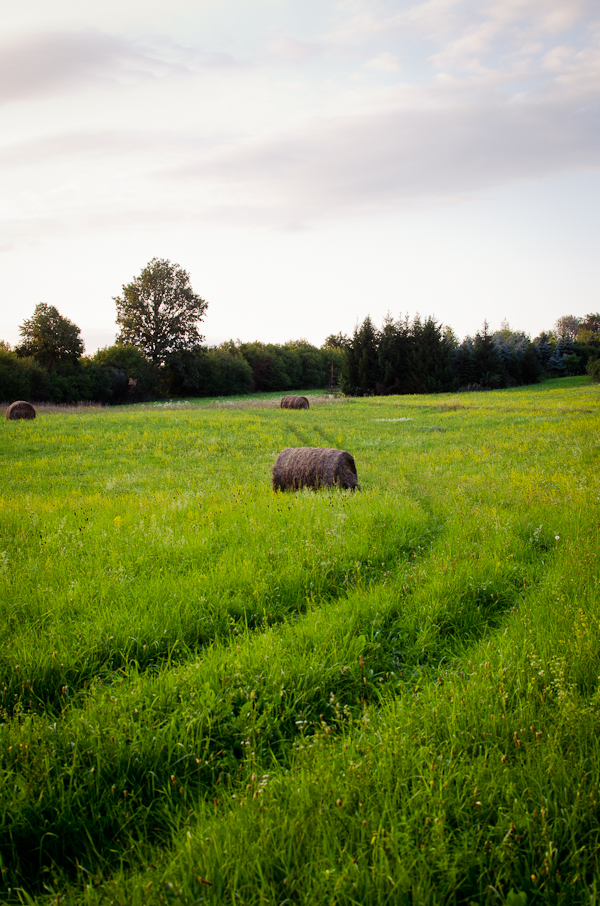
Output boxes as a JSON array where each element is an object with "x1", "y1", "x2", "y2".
[{"x1": 1, "y1": 0, "x2": 599, "y2": 353}]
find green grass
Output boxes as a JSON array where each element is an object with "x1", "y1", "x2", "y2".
[{"x1": 1, "y1": 379, "x2": 599, "y2": 904}]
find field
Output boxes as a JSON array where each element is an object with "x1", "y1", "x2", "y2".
[{"x1": 1, "y1": 378, "x2": 600, "y2": 905}]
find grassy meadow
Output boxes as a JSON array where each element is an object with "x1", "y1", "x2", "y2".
[{"x1": 1, "y1": 378, "x2": 600, "y2": 905}]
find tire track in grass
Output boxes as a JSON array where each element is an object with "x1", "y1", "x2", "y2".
[
  {"x1": 0, "y1": 503, "x2": 438, "y2": 715},
  {"x1": 0, "y1": 538, "x2": 531, "y2": 892}
]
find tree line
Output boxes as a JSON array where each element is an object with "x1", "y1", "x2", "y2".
[
  {"x1": 1, "y1": 258, "x2": 599, "y2": 404},
  {"x1": 338, "y1": 312, "x2": 600, "y2": 395},
  {"x1": 0, "y1": 317, "x2": 343, "y2": 405}
]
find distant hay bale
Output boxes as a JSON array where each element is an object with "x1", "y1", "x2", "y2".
[
  {"x1": 272, "y1": 447, "x2": 359, "y2": 491},
  {"x1": 6, "y1": 401, "x2": 36, "y2": 421},
  {"x1": 280, "y1": 395, "x2": 309, "y2": 409}
]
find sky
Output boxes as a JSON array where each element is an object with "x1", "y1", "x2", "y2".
[{"x1": 1, "y1": 0, "x2": 599, "y2": 353}]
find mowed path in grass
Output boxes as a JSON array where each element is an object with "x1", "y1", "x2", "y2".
[{"x1": 0, "y1": 379, "x2": 599, "y2": 905}]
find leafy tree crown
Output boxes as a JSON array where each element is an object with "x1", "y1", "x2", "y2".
[
  {"x1": 114, "y1": 258, "x2": 208, "y2": 364},
  {"x1": 17, "y1": 303, "x2": 84, "y2": 368}
]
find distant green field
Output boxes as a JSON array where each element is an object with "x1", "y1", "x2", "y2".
[{"x1": 1, "y1": 379, "x2": 599, "y2": 905}]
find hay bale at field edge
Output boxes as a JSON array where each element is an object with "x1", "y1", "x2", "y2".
[
  {"x1": 272, "y1": 447, "x2": 359, "y2": 491},
  {"x1": 280, "y1": 395, "x2": 310, "y2": 409},
  {"x1": 6, "y1": 401, "x2": 36, "y2": 420}
]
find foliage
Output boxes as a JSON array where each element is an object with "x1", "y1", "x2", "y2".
[
  {"x1": 234, "y1": 340, "x2": 332, "y2": 392},
  {"x1": 166, "y1": 345, "x2": 253, "y2": 397},
  {"x1": 533, "y1": 332, "x2": 555, "y2": 370},
  {"x1": 92, "y1": 343, "x2": 152, "y2": 378},
  {"x1": 320, "y1": 345, "x2": 345, "y2": 388},
  {"x1": 91, "y1": 344, "x2": 161, "y2": 401},
  {"x1": 16, "y1": 303, "x2": 84, "y2": 368},
  {"x1": 322, "y1": 332, "x2": 349, "y2": 349},
  {"x1": 114, "y1": 258, "x2": 208, "y2": 365},
  {"x1": 554, "y1": 313, "x2": 581, "y2": 341},
  {"x1": 236, "y1": 341, "x2": 292, "y2": 391},
  {"x1": 376, "y1": 314, "x2": 412, "y2": 393},
  {"x1": 408, "y1": 314, "x2": 454, "y2": 392},
  {"x1": 577, "y1": 330, "x2": 600, "y2": 347},
  {"x1": 164, "y1": 339, "x2": 338, "y2": 398},
  {"x1": 341, "y1": 315, "x2": 537, "y2": 396},
  {"x1": 340, "y1": 316, "x2": 380, "y2": 395},
  {"x1": 554, "y1": 313, "x2": 600, "y2": 349},
  {"x1": 9, "y1": 297, "x2": 600, "y2": 405},
  {"x1": 581, "y1": 312, "x2": 600, "y2": 333},
  {"x1": 285, "y1": 339, "x2": 328, "y2": 388},
  {"x1": 0, "y1": 348, "x2": 50, "y2": 401},
  {"x1": 575, "y1": 313, "x2": 600, "y2": 348},
  {"x1": 207, "y1": 348, "x2": 254, "y2": 395},
  {"x1": 0, "y1": 349, "x2": 119, "y2": 404},
  {"x1": 563, "y1": 353, "x2": 582, "y2": 376},
  {"x1": 586, "y1": 356, "x2": 600, "y2": 383},
  {"x1": 1, "y1": 336, "x2": 337, "y2": 404},
  {"x1": 489, "y1": 325, "x2": 543, "y2": 386},
  {"x1": 468, "y1": 321, "x2": 503, "y2": 387}
]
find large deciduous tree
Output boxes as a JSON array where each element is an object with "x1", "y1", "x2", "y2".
[
  {"x1": 114, "y1": 258, "x2": 208, "y2": 365},
  {"x1": 16, "y1": 303, "x2": 84, "y2": 368},
  {"x1": 554, "y1": 315, "x2": 581, "y2": 342}
]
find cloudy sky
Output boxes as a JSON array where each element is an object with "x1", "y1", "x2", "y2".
[{"x1": 1, "y1": 0, "x2": 599, "y2": 353}]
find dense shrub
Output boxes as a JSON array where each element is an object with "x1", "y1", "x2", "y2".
[
  {"x1": 234, "y1": 340, "x2": 333, "y2": 393},
  {"x1": 292, "y1": 342, "x2": 327, "y2": 387},
  {"x1": 0, "y1": 350, "x2": 53, "y2": 402},
  {"x1": 165, "y1": 346, "x2": 252, "y2": 397},
  {"x1": 237, "y1": 342, "x2": 292, "y2": 391},
  {"x1": 0, "y1": 344, "x2": 161, "y2": 405},
  {"x1": 586, "y1": 357, "x2": 600, "y2": 383},
  {"x1": 1, "y1": 349, "x2": 43, "y2": 401},
  {"x1": 205, "y1": 348, "x2": 253, "y2": 395},
  {"x1": 91, "y1": 345, "x2": 161, "y2": 401},
  {"x1": 165, "y1": 340, "x2": 335, "y2": 398}
]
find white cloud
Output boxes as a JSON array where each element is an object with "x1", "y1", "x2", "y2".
[
  {"x1": 328, "y1": 0, "x2": 597, "y2": 77},
  {"x1": 541, "y1": 45, "x2": 577, "y2": 70},
  {"x1": 365, "y1": 52, "x2": 402, "y2": 72},
  {"x1": 164, "y1": 88, "x2": 600, "y2": 224},
  {"x1": 0, "y1": 29, "x2": 243, "y2": 105},
  {"x1": 267, "y1": 33, "x2": 324, "y2": 62},
  {"x1": 1, "y1": 38, "x2": 599, "y2": 241}
]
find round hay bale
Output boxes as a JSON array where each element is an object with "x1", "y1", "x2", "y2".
[
  {"x1": 272, "y1": 447, "x2": 359, "y2": 491},
  {"x1": 280, "y1": 395, "x2": 309, "y2": 410},
  {"x1": 6, "y1": 401, "x2": 36, "y2": 421}
]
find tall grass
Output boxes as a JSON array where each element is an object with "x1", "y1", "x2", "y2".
[{"x1": 1, "y1": 378, "x2": 599, "y2": 904}]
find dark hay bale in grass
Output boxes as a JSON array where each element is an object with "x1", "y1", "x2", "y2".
[
  {"x1": 6, "y1": 401, "x2": 36, "y2": 420},
  {"x1": 280, "y1": 395, "x2": 310, "y2": 409},
  {"x1": 272, "y1": 447, "x2": 359, "y2": 491}
]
